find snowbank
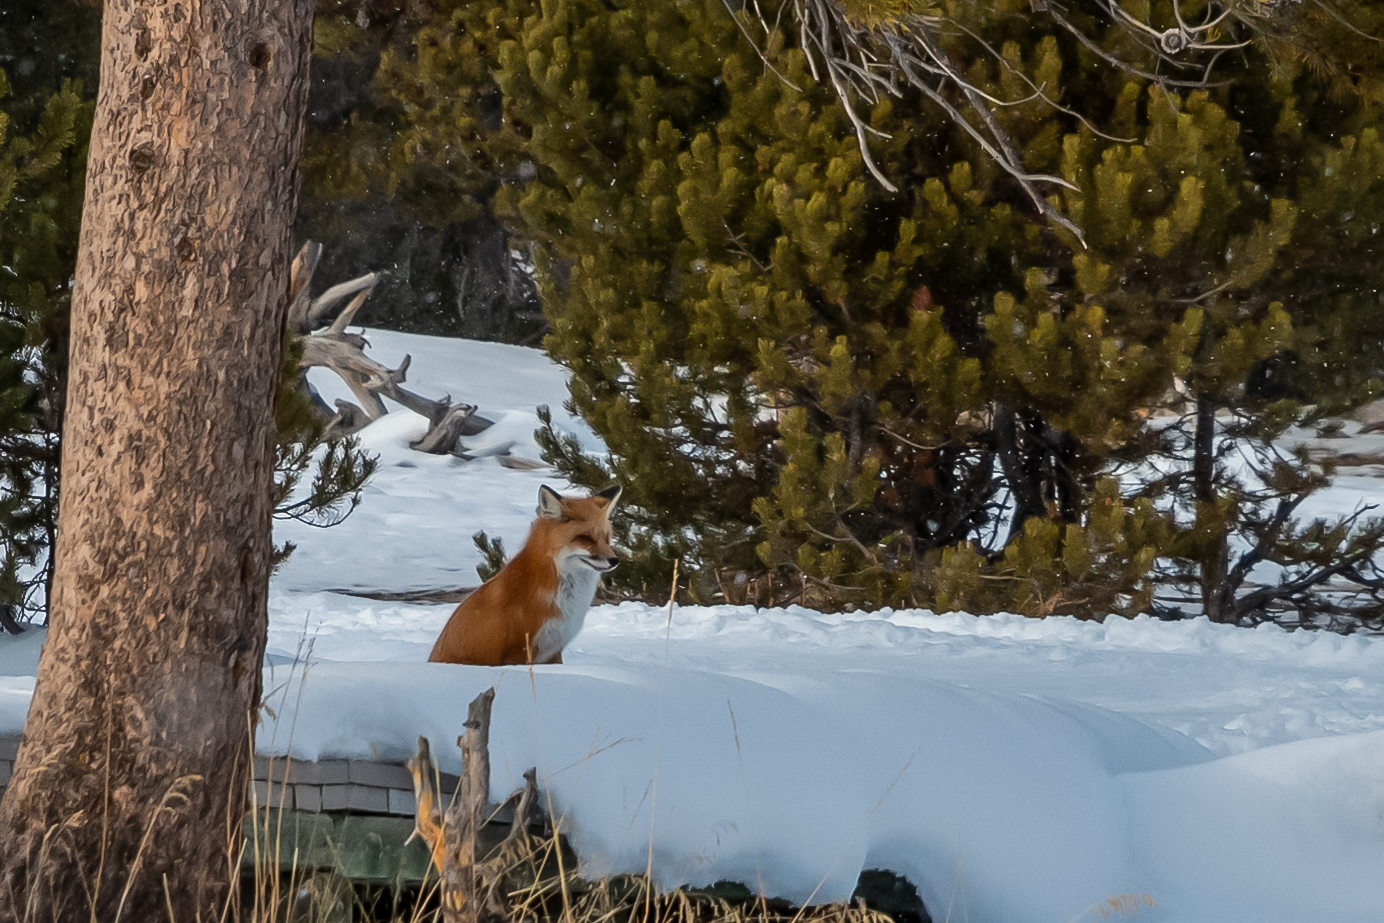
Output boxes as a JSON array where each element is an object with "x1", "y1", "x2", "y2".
[
  {"x1": 250, "y1": 599, "x2": 1384, "y2": 923},
  {"x1": 4, "y1": 331, "x2": 1383, "y2": 923}
]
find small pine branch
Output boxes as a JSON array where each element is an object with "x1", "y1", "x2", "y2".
[
  {"x1": 270, "y1": 334, "x2": 378, "y2": 568},
  {"x1": 472, "y1": 531, "x2": 507, "y2": 583},
  {"x1": 534, "y1": 404, "x2": 611, "y2": 489}
]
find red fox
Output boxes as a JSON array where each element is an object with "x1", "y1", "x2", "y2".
[{"x1": 428, "y1": 485, "x2": 622, "y2": 665}]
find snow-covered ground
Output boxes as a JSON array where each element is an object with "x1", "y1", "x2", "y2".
[{"x1": 4, "y1": 329, "x2": 1384, "y2": 923}]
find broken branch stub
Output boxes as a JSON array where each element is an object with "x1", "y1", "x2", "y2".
[
  {"x1": 328, "y1": 399, "x2": 371, "y2": 435},
  {"x1": 287, "y1": 240, "x2": 323, "y2": 334},
  {"x1": 411, "y1": 688, "x2": 547, "y2": 923},
  {"x1": 407, "y1": 736, "x2": 449, "y2": 876},
  {"x1": 505, "y1": 768, "x2": 543, "y2": 844},
  {"x1": 413, "y1": 402, "x2": 479, "y2": 454}
]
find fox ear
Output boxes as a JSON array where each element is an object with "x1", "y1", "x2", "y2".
[
  {"x1": 595, "y1": 484, "x2": 622, "y2": 511},
  {"x1": 537, "y1": 485, "x2": 565, "y2": 520}
]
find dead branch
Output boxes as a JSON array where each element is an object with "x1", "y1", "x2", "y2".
[
  {"x1": 732, "y1": 0, "x2": 1272, "y2": 242},
  {"x1": 299, "y1": 333, "x2": 392, "y2": 419},
  {"x1": 286, "y1": 241, "x2": 495, "y2": 453},
  {"x1": 461, "y1": 688, "x2": 495, "y2": 815},
  {"x1": 413, "y1": 403, "x2": 480, "y2": 454},
  {"x1": 412, "y1": 688, "x2": 549, "y2": 923},
  {"x1": 1224, "y1": 493, "x2": 1305, "y2": 593},
  {"x1": 407, "y1": 736, "x2": 450, "y2": 876},
  {"x1": 1235, "y1": 548, "x2": 1383, "y2": 619},
  {"x1": 328, "y1": 399, "x2": 371, "y2": 435},
  {"x1": 496, "y1": 454, "x2": 550, "y2": 471},
  {"x1": 505, "y1": 768, "x2": 543, "y2": 844},
  {"x1": 314, "y1": 274, "x2": 382, "y2": 334},
  {"x1": 287, "y1": 240, "x2": 323, "y2": 333}
]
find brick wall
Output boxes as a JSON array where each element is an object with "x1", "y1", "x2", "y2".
[
  {"x1": 253, "y1": 754, "x2": 461, "y2": 815},
  {"x1": 0, "y1": 734, "x2": 455, "y2": 818}
]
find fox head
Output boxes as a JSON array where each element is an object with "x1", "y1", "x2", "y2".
[{"x1": 537, "y1": 484, "x2": 622, "y2": 574}]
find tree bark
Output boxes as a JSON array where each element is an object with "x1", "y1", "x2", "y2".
[{"x1": 0, "y1": 1, "x2": 315, "y2": 920}]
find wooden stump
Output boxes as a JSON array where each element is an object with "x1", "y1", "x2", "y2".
[{"x1": 408, "y1": 688, "x2": 545, "y2": 923}]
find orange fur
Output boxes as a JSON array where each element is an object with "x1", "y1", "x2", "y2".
[{"x1": 429, "y1": 486, "x2": 620, "y2": 665}]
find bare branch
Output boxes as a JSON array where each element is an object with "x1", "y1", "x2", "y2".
[
  {"x1": 310, "y1": 272, "x2": 381, "y2": 331},
  {"x1": 735, "y1": 0, "x2": 1270, "y2": 244},
  {"x1": 287, "y1": 241, "x2": 323, "y2": 334},
  {"x1": 722, "y1": 0, "x2": 804, "y2": 92},
  {"x1": 1047, "y1": 8, "x2": 1233, "y2": 89},
  {"x1": 747, "y1": 0, "x2": 1095, "y2": 240},
  {"x1": 326, "y1": 287, "x2": 373, "y2": 338},
  {"x1": 1236, "y1": 549, "x2": 1378, "y2": 615},
  {"x1": 1224, "y1": 493, "x2": 1303, "y2": 592}
]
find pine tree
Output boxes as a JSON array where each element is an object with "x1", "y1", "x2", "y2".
[
  {"x1": 1057, "y1": 78, "x2": 1384, "y2": 626},
  {"x1": 0, "y1": 72, "x2": 85, "y2": 627},
  {"x1": 295, "y1": 0, "x2": 1384, "y2": 622},
  {"x1": 369, "y1": 0, "x2": 1124, "y2": 608},
  {"x1": 368, "y1": 0, "x2": 1384, "y2": 622}
]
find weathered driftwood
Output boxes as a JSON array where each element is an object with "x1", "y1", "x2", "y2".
[
  {"x1": 287, "y1": 241, "x2": 494, "y2": 454},
  {"x1": 413, "y1": 402, "x2": 480, "y2": 454},
  {"x1": 408, "y1": 688, "x2": 546, "y2": 923},
  {"x1": 287, "y1": 239, "x2": 323, "y2": 332},
  {"x1": 496, "y1": 454, "x2": 549, "y2": 471},
  {"x1": 327, "y1": 398, "x2": 372, "y2": 435}
]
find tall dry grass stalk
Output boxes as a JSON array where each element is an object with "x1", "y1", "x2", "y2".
[{"x1": 7, "y1": 718, "x2": 211, "y2": 923}]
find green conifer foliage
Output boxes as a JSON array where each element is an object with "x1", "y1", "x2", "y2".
[
  {"x1": 379, "y1": 0, "x2": 1384, "y2": 621},
  {"x1": 931, "y1": 479, "x2": 1171, "y2": 617},
  {"x1": 1058, "y1": 79, "x2": 1384, "y2": 626},
  {"x1": 271, "y1": 335, "x2": 378, "y2": 570},
  {"x1": 0, "y1": 73, "x2": 85, "y2": 624},
  {"x1": 375, "y1": 0, "x2": 1076, "y2": 607}
]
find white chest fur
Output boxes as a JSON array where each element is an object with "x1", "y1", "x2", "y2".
[{"x1": 530, "y1": 559, "x2": 600, "y2": 662}]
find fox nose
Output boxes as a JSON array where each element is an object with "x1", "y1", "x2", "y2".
[{"x1": 604, "y1": 557, "x2": 618, "y2": 570}]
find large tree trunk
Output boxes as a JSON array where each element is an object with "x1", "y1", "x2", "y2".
[{"x1": 0, "y1": 2, "x2": 314, "y2": 920}]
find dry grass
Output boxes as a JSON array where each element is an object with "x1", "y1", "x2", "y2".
[
  {"x1": 227, "y1": 799, "x2": 908, "y2": 923},
  {"x1": 397, "y1": 820, "x2": 897, "y2": 923}
]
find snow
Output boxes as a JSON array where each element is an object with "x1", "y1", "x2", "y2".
[
  {"x1": 4, "y1": 329, "x2": 1384, "y2": 922},
  {"x1": 248, "y1": 606, "x2": 1384, "y2": 923},
  {"x1": 274, "y1": 329, "x2": 599, "y2": 595}
]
